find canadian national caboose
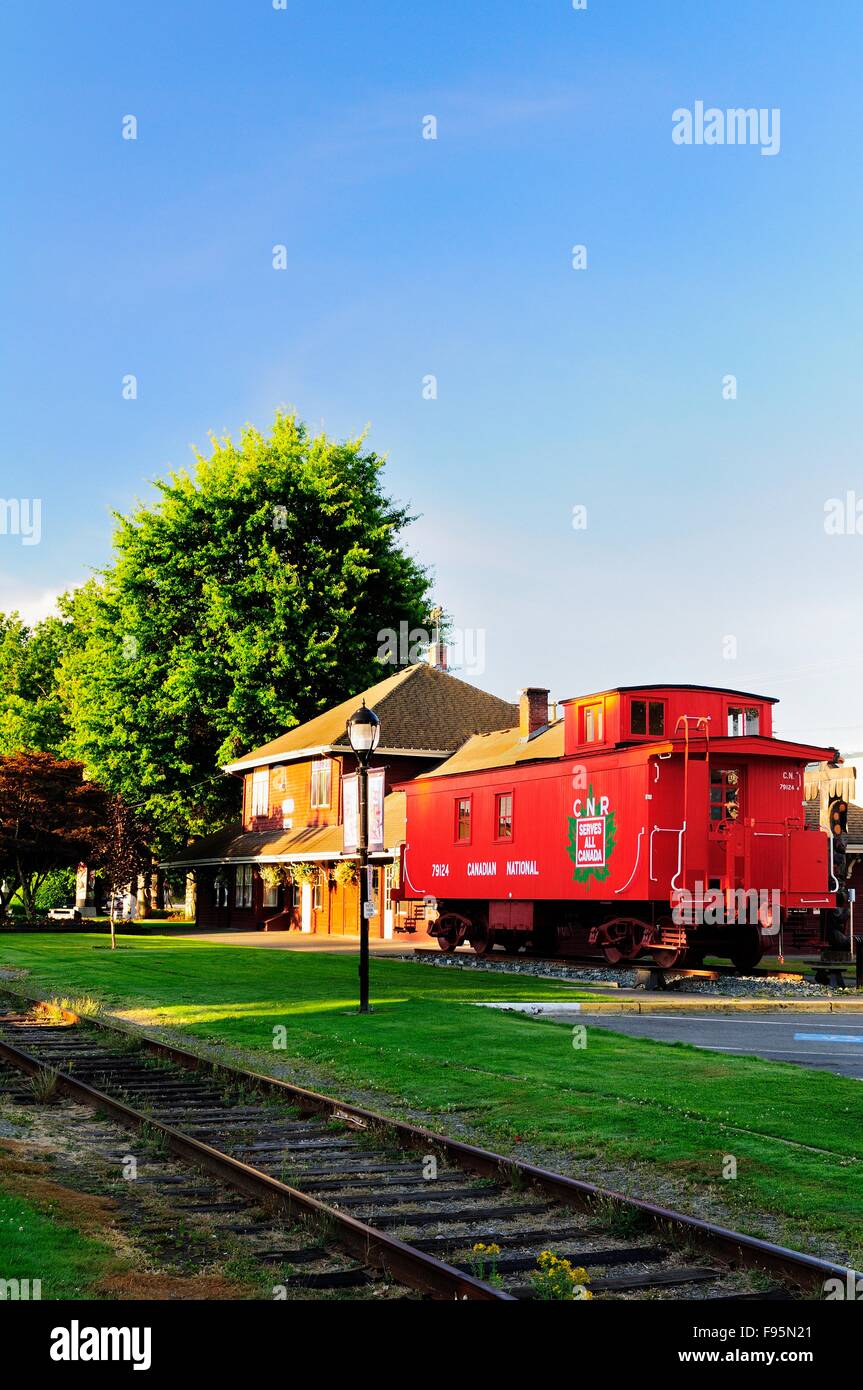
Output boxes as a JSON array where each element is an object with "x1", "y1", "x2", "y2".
[{"x1": 396, "y1": 684, "x2": 843, "y2": 969}]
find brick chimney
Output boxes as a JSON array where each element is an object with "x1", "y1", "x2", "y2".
[{"x1": 519, "y1": 687, "x2": 550, "y2": 739}]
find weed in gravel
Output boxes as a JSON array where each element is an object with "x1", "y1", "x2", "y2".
[
  {"x1": 29, "y1": 1068, "x2": 61, "y2": 1103},
  {"x1": 589, "y1": 1193, "x2": 653, "y2": 1237}
]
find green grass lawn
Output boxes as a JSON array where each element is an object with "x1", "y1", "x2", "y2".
[
  {"x1": 1, "y1": 932, "x2": 862, "y2": 1263},
  {"x1": 0, "y1": 1186, "x2": 116, "y2": 1299}
]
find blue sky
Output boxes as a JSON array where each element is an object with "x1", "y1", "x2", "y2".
[{"x1": 2, "y1": 1, "x2": 862, "y2": 753}]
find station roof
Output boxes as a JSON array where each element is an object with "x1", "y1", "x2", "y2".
[
  {"x1": 224, "y1": 664, "x2": 517, "y2": 773},
  {"x1": 420, "y1": 720, "x2": 564, "y2": 777}
]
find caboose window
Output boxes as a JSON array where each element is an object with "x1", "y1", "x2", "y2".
[
  {"x1": 455, "y1": 796, "x2": 472, "y2": 842},
  {"x1": 710, "y1": 768, "x2": 741, "y2": 821},
  {"x1": 728, "y1": 706, "x2": 760, "y2": 736},
  {"x1": 495, "y1": 792, "x2": 513, "y2": 840},
  {"x1": 583, "y1": 704, "x2": 603, "y2": 743},
  {"x1": 630, "y1": 699, "x2": 665, "y2": 736}
]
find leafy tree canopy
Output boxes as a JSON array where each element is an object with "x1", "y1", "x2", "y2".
[
  {"x1": 0, "y1": 611, "x2": 78, "y2": 756},
  {"x1": 60, "y1": 413, "x2": 432, "y2": 847},
  {"x1": 0, "y1": 751, "x2": 107, "y2": 917}
]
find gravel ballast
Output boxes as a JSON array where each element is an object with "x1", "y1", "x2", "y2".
[{"x1": 388, "y1": 950, "x2": 856, "y2": 1000}]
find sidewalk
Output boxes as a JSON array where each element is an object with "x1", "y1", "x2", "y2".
[{"x1": 172, "y1": 928, "x2": 432, "y2": 953}]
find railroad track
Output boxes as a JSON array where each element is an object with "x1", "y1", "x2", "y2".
[
  {"x1": 0, "y1": 987, "x2": 854, "y2": 1302},
  {"x1": 407, "y1": 946, "x2": 831, "y2": 985}
]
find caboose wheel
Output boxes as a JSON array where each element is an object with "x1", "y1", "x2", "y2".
[
  {"x1": 472, "y1": 929, "x2": 495, "y2": 956},
  {"x1": 435, "y1": 917, "x2": 459, "y2": 952},
  {"x1": 601, "y1": 922, "x2": 644, "y2": 964}
]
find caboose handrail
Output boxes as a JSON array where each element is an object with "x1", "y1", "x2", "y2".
[
  {"x1": 649, "y1": 824, "x2": 686, "y2": 884},
  {"x1": 670, "y1": 822, "x2": 687, "y2": 890},
  {"x1": 828, "y1": 835, "x2": 840, "y2": 893},
  {"x1": 614, "y1": 825, "x2": 645, "y2": 894},
  {"x1": 401, "y1": 842, "x2": 430, "y2": 898}
]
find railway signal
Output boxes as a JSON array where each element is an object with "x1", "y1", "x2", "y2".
[
  {"x1": 829, "y1": 797, "x2": 848, "y2": 882},
  {"x1": 829, "y1": 796, "x2": 848, "y2": 837}
]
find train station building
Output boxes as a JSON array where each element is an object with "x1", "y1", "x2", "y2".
[{"x1": 163, "y1": 662, "x2": 516, "y2": 939}]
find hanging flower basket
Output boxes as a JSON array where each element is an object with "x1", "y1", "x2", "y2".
[
  {"x1": 289, "y1": 862, "x2": 317, "y2": 887},
  {"x1": 333, "y1": 860, "x2": 359, "y2": 887},
  {"x1": 259, "y1": 864, "x2": 286, "y2": 890}
]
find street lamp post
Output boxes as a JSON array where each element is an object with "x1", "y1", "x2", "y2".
[{"x1": 346, "y1": 700, "x2": 380, "y2": 1014}]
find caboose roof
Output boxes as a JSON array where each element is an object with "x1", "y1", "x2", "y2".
[
  {"x1": 559, "y1": 683, "x2": 779, "y2": 705},
  {"x1": 416, "y1": 728, "x2": 836, "y2": 782}
]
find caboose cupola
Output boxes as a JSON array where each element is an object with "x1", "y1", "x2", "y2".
[{"x1": 561, "y1": 684, "x2": 777, "y2": 757}]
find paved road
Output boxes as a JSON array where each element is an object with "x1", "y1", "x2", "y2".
[{"x1": 579, "y1": 1012, "x2": 863, "y2": 1080}]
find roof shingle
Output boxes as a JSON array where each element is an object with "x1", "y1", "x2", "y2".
[{"x1": 225, "y1": 664, "x2": 517, "y2": 770}]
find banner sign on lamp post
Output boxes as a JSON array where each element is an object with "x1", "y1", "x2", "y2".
[
  {"x1": 342, "y1": 773, "x2": 359, "y2": 854},
  {"x1": 368, "y1": 767, "x2": 385, "y2": 853}
]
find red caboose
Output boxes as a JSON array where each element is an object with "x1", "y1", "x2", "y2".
[{"x1": 397, "y1": 684, "x2": 841, "y2": 970}]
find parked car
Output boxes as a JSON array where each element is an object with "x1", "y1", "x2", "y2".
[{"x1": 47, "y1": 905, "x2": 82, "y2": 922}]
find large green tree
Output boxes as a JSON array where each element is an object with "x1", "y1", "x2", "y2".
[
  {"x1": 60, "y1": 414, "x2": 431, "y2": 847},
  {"x1": 0, "y1": 611, "x2": 78, "y2": 756}
]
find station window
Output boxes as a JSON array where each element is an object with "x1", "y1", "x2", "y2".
[
  {"x1": 310, "y1": 758, "x2": 332, "y2": 809},
  {"x1": 455, "y1": 796, "x2": 472, "y2": 842},
  {"x1": 582, "y1": 703, "x2": 603, "y2": 743},
  {"x1": 495, "y1": 792, "x2": 513, "y2": 841},
  {"x1": 262, "y1": 875, "x2": 279, "y2": 908},
  {"x1": 630, "y1": 699, "x2": 665, "y2": 737},
  {"x1": 250, "y1": 768, "x2": 269, "y2": 818},
  {"x1": 214, "y1": 874, "x2": 229, "y2": 908},
  {"x1": 727, "y1": 706, "x2": 760, "y2": 737},
  {"x1": 235, "y1": 864, "x2": 254, "y2": 908},
  {"x1": 312, "y1": 871, "x2": 324, "y2": 912}
]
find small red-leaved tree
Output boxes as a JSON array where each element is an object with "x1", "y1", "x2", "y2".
[
  {"x1": 93, "y1": 795, "x2": 152, "y2": 949},
  {"x1": 0, "y1": 752, "x2": 107, "y2": 918}
]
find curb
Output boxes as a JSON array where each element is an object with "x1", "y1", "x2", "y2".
[{"x1": 572, "y1": 997, "x2": 863, "y2": 1014}]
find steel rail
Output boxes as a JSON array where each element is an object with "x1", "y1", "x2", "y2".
[
  {"x1": 1, "y1": 983, "x2": 858, "y2": 1294},
  {"x1": 0, "y1": 1028, "x2": 511, "y2": 1302}
]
